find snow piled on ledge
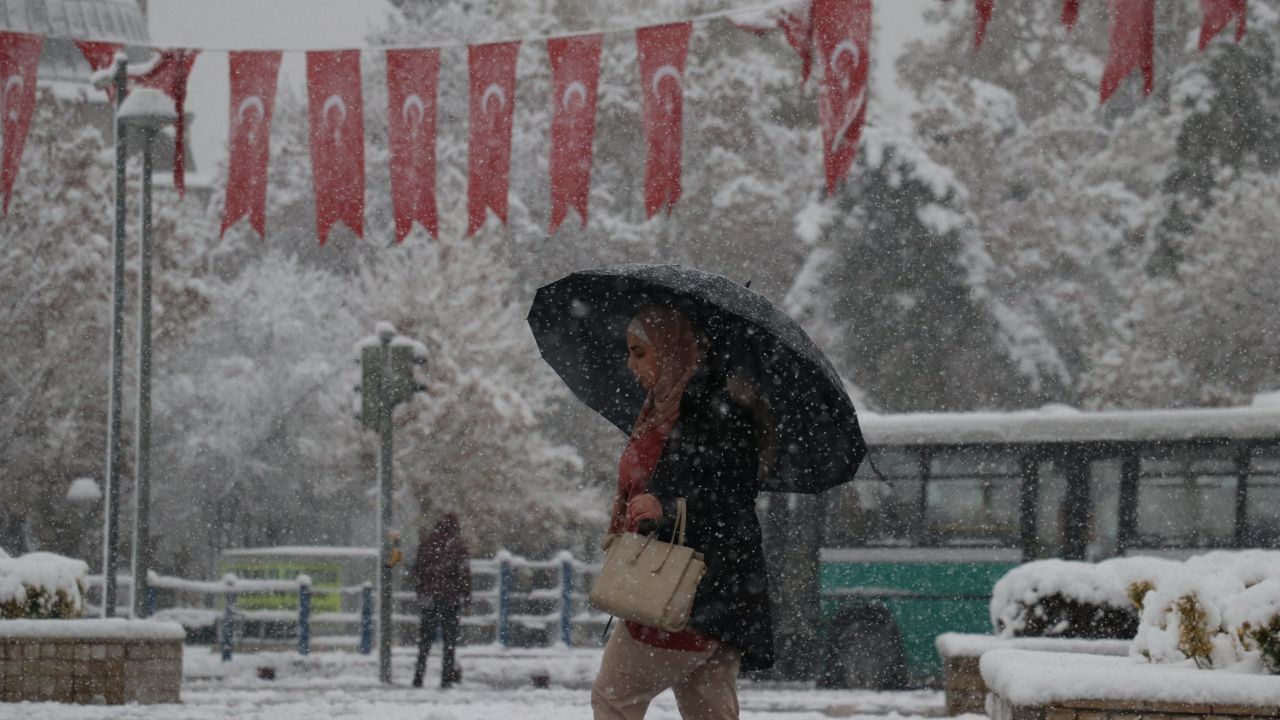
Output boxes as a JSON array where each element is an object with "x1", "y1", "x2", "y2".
[{"x1": 980, "y1": 648, "x2": 1280, "y2": 708}]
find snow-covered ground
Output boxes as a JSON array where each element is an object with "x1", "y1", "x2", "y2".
[{"x1": 0, "y1": 645, "x2": 949, "y2": 720}]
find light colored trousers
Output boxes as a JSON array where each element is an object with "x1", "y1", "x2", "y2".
[{"x1": 591, "y1": 625, "x2": 742, "y2": 720}]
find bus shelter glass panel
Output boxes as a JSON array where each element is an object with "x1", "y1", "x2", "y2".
[
  {"x1": 1035, "y1": 460, "x2": 1067, "y2": 558},
  {"x1": 1136, "y1": 448, "x2": 1237, "y2": 548},
  {"x1": 926, "y1": 448, "x2": 1021, "y2": 546},
  {"x1": 1247, "y1": 447, "x2": 1280, "y2": 548},
  {"x1": 822, "y1": 448, "x2": 922, "y2": 546},
  {"x1": 1087, "y1": 459, "x2": 1121, "y2": 560}
]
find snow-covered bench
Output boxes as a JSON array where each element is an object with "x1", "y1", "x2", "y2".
[
  {"x1": 935, "y1": 633, "x2": 1130, "y2": 715},
  {"x1": 0, "y1": 619, "x2": 184, "y2": 704},
  {"x1": 981, "y1": 649, "x2": 1280, "y2": 720}
]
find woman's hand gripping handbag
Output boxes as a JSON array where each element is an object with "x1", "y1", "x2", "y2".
[{"x1": 589, "y1": 498, "x2": 706, "y2": 632}]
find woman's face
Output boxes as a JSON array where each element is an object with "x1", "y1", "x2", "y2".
[{"x1": 626, "y1": 330, "x2": 659, "y2": 391}]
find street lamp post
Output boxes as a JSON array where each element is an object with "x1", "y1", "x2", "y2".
[
  {"x1": 100, "y1": 55, "x2": 128, "y2": 619},
  {"x1": 117, "y1": 87, "x2": 177, "y2": 619}
]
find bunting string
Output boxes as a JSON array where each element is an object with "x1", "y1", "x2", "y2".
[{"x1": 0, "y1": 0, "x2": 1253, "y2": 240}]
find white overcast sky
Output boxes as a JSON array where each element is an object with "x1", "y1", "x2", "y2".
[{"x1": 147, "y1": 0, "x2": 937, "y2": 181}]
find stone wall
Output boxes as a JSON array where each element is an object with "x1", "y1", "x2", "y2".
[
  {"x1": 943, "y1": 656, "x2": 985, "y2": 715},
  {"x1": 988, "y1": 691, "x2": 1280, "y2": 720},
  {"x1": 0, "y1": 635, "x2": 182, "y2": 704}
]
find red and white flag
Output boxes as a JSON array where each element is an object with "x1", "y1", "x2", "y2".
[
  {"x1": 1062, "y1": 0, "x2": 1081, "y2": 30},
  {"x1": 731, "y1": 2, "x2": 814, "y2": 85},
  {"x1": 0, "y1": 32, "x2": 42, "y2": 215},
  {"x1": 1100, "y1": 0, "x2": 1154, "y2": 104},
  {"x1": 222, "y1": 51, "x2": 281, "y2": 239},
  {"x1": 813, "y1": 0, "x2": 871, "y2": 194},
  {"x1": 467, "y1": 41, "x2": 519, "y2": 237},
  {"x1": 306, "y1": 50, "x2": 365, "y2": 244},
  {"x1": 75, "y1": 40, "x2": 121, "y2": 99},
  {"x1": 132, "y1": 49, "x2": 199, "y2": 196},
  {"x1": 636, "y1": 23, "x2": 692, "y2": 218},
  {"x1": 974, "y1": 0, "x2": 995, "y2": 49},
  {"x1": 547, "y1": 34, "x2": 602, "y2": 233},
  {"x1": 387, "y1": 49, "x2": 440, "y2": 242},
  {"x1": 1199, "y1": 0, "x2": 1247, "y2": 50}
]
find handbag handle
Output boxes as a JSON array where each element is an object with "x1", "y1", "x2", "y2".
[{"x1": 670, "y1": 498, "x2": 688, "y2": 547}]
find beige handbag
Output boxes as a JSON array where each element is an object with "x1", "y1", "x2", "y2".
[{"x1": 589, "y1": 499, "x2": 706, "y2": 632}]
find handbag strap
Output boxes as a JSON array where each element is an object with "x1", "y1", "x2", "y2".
[{"x1": 673, "y1": 498, "x2": 688, "y2": 547}]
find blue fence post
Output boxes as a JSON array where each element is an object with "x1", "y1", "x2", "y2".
[
  {"x1": 221, "y1": 574, "x2": 236, "y2": 663},
  {"x1": 359, "y1": 582, "x2": 373, "y2": 655},
  {"x1": 497, "y1": 552, "x2": 512, "y2": 649},
  {"x1": 297, "y1": 575, "x2": 312, "y2": 656},
  {"x1": 559, "y1": 552, "x2": 574, "y2": 647}
]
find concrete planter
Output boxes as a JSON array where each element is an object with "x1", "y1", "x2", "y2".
[
  {"x1": 980, "y1": 649, "x2": 1280, "y2": 720},
  {"x1": 0, "y1": 619, "x2": 184, "y2": 704},
  {"x1": 935, "y1": 634, "x2": 1130, "y2": 715}
]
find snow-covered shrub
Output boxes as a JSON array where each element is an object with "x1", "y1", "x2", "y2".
[
  {"x1": 0, "y1": 552, "x2": 88, "y2": 619},
  {"x1": 1224, "y1": 579, "x2": 1280, "y2": 674},
  {"x1": 991, "y1": 560, "x2": 1139, "y2": 639},
  {"x1": 1131, "y1": 568, "x2": 1244, "y2": 669}
]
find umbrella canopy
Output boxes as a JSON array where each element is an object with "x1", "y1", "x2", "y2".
[{"x1": 528, "y1": 264, "x2": 866, "y2": 494}]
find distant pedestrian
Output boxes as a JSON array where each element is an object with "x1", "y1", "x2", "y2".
[{"x1": 411, "y1": 512, "x2": 471, "y2": 689}]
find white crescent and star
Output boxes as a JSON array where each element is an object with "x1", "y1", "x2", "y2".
[
  {"x1": 481, "y1": 83, "x2": 507, "y2": 117},
  {"x1": 561, "y1": 81, "x2": 588, "y2": 112},
  {"x1": 3, "y1": 75, "x2": 23, "y2": 122},
  {"x1": 650, "y1": 65, "x2": 682, "y2": 99},
  {"x1": 235, "y1": 96, "x2": 266, "y2": 142},
  {"x1": 831, "y1": 39, "x2": 862, "y2": 91},
  {"x1": 401, "y1": 93, "x2": 427, "y2": 129},
  {"x1": 322, "y1": 94, "x2": 348, "y2": 145}
]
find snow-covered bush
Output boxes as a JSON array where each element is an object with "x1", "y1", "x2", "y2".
[
  {"x1": 0, "y1": 552, "x2": 88, "y2": 619},
  {"x1": 1224, "y1": 580, "x2": 1280, "y2": 673},
  {"x1": 991, "y1": 559, "x2": 1139, "y2": 639},
  {"x1": 1127, "y1": 551, "x2": 1280, "y2": 673},
  {"x1": 1131, "y1": 568, "x2": 1243, "y2": 668}
]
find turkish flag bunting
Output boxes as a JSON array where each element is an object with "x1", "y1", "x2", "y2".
[
  {"x1": 222, "y1": 51, "x2": 281, "y2": 239},
  {"x1": 1199, "y1": 0, "x2": 1247, "y2": 50},
  {"x1": 637, "y1": 23, "x2": 692, "y2": 218},
  {"x1": 75, "y1": 40, "x2": 122, "y2": 99},
  {"x1": 387, "y1": 49, "x2": 440, "y2": 242},
  {"x1": 1100, "y1": 0, "x2": 1154, "y2": 104},
  {"x1": 731, "y1": 3, "x2": 815, "y2": 86},
  {"x1": 974, "y1": 0, "x2": 995, "y2": 49},
  {"x1": 132, "y1": 49, "x2": 199, "y2": 196},
  {"x1": 813, "y1": 0, "x2": 871, "y2": 195},
  {"x1": 1062, "y1": 0, "x2": 1081, "y2": 30},
  {"x1": 548, "y1": 34, "x2": 602, "y2": 233},
  {"x1": 0, "y1": 32, "x2": 41, "y2": 215},
  {"x1": 779, "y1": 5, "x2": 816, "y2": 84},
  {"x1": 466, "y1": 42, "x2": 519, "y2": 236},
  {"x1": 306, "y1": 50, "x2": 365, "y2": 244}
]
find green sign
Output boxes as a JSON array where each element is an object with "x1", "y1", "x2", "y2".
[{"x1": 218, "y1": 560, "x2": 343, "y2": 612}]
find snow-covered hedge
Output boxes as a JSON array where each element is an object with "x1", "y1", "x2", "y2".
[
  {"x1": 0, "y1": 551, "x2": 88, "y2": 619},
  {"x1": 990, "y1": 551, "x2": 1280, "y2": 673},
  {"x1": 990, "y1": 558, "x2": 1174, "y2": 639},
  {"x1": 1131, "y1": 550, "x2": 1280, "y2": 673}
]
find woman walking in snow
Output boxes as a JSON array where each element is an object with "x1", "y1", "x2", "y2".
[
  {"x1": 591, "y1": 306, "x2": 774, "y2": 720},
  {"x1": 411, "y1": 512, "x2": 471, "y2": 689}
]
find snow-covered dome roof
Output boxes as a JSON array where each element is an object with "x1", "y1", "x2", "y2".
[
  {"x1": 0, "y1": 1, "x2": 150, "y2": 89},
  {"x1": 0, "y1": 0, "x2": 147, "y2": 42}
]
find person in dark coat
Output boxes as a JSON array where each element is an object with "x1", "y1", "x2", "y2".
[
  {"x1": 592, "y1": 306, "x2": 774, "y2": 720},
  {"x1": 411, "y1": 512, "x2": 471, "y2": 689}
]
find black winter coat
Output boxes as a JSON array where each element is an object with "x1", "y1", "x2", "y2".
[{"x1": 642, "y1": 374, "x2": 775, "y2": 672}]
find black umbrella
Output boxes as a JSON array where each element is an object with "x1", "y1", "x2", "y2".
[{"x1": 527, "y1": 264, "x2": 866, "y2": 494}]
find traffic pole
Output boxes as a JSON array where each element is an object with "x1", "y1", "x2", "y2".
[{"x1": 377, "y1": 327, "x2": 394, "y2": 684}]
